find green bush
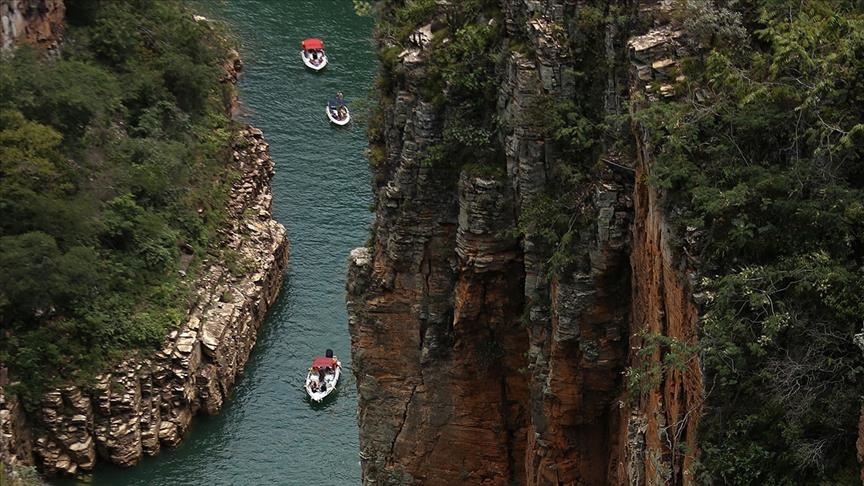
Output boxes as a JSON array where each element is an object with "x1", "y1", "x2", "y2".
[
  {"x1": 635, "y1": 1, "x2": 864, "y2": 482},
  {"x1": 0, "y1": 0, "x2": 236, "y2": 398}
]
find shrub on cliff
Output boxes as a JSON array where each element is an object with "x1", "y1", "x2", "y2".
[
  {"x1": 637, "y1": 0, "x2": 864, "y2": 482},
  {"x1": 0, "y1": 1, "x2": 235, "y2": 400}
]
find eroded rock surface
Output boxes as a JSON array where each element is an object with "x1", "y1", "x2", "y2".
[
  {"x1": 0, "y1": 0, "x2": 64, "y2": 51},
  {"x1": 349, "y1": 1, "x2": 704, "y2": 485}
]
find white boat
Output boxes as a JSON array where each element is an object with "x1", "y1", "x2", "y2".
[
  {"x1": 326, "y1": 97, "x2": 350, "y2": 125},
  {"x1": 301, "y1": 38, "x2": 327, "y2": 71},
  {"x1": 305, "y1": 354, "x2": 341, "y2": 402}
]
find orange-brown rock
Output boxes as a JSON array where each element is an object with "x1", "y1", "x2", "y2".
[
  {"x1": 350, "y1": 1, "x2": 707, "y2": 485},
  {"x1": 0, "y1": 0, "x2": 64, "y2": 51},
  {"x1": 859, "y1": 404, "x2": 864, "y2": 484}
]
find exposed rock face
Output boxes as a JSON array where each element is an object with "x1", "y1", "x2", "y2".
[
  {"x1": 26, "y1": 128, "x2": 289, "y2": 475},
  {"x1": 0, "y1": 387, "x2": 34, "y2": 480},
  {"x1": 349, "y1": 0, "x2": 703, "y2": 485},
  {"x1": 347, "y1": 87, "x2": 529, "y2": 483},
  {"x1": 859, "y1": 405, "x2": 864, "y2": 484},
  {"x1": 0, "y1": 0, "x2": 64, "y2": 51}
]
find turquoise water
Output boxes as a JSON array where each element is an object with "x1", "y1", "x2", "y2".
[{"x1": 85, "y1": 1, "x2": 375, "y2": 484}]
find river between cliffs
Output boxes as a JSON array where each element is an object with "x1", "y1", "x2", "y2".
[{"x1": 85, "y1": 1, "x2": 374, "y2": 484}]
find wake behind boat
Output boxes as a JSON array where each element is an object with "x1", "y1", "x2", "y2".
[
  {"x1": 301, "y1": 37, "x2": 327, "y2": 70},
  {"x1": 305, "y1": 350, "x2": 341, "y2": 402},
  {"x1": 327, "y1": 92, "x2": 350, "y2": 125}
]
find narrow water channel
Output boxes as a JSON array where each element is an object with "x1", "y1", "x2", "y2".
[{"x1": 87, "y1": 1, "x2": 375, "y2": 484}]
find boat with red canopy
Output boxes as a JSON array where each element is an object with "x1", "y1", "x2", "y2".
[
  {"x1": 301, "y1": 37, "x2": 327, "y2": 71},
  {"x1": 305, "y1": 350, "x2": 341, "y2": 401}
]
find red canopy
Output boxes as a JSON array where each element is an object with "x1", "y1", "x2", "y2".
[
  {"x1": 302, "y1": 38, "x2": 324, "y2": 50},
  {"x1": 312, "y1": 356, "x2": 336, "y2": 368}
]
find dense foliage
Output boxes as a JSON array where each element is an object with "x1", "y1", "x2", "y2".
[
  {"x1": 367, "y1": 0, "x2": 504, "y2": 180},
  {"x1": 366, "y1": 0, "x2": 863, "y2": 482},
  {"x1": 0, "y1": 0, "x2": 236, "y2": 400},
  {"x1": 637, "y1": 0, "x2": 864, "y2": 482}
]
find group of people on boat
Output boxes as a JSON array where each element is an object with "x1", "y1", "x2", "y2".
[
  {"x1": 301, "y1": 38, "x2": 325, "y2": 67},
  {"x1": 308, "y1": 349, "x2": 340, "y2": 393},
  {"x1": 328, "y1": 91, "x2": 349, "y2": 121}
]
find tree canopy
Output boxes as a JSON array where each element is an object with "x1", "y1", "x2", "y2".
[{"x1": 0, "y1": 0, "x2": 236, "y2": 400}]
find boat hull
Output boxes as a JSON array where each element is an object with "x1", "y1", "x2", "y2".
[
  {"x1": 301, "y1": 50, "x2": 327, "y2": 70},
  {"x1": 326, "y1": 106, "x2": 350, "y2": 125},
  {"x1": 305, "y1": 363, "x2": 341, "y2": 402}
]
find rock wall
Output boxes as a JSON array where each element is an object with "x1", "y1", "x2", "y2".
[
  {"x1": 349, "y1": 0, "x2": 704, "y2": 485},
  {"x1": 0, "y1": 0, "x2": 64, "y2": 51},
  {"x1": 23, "y1": 127, "x2": 289, "y2": 476},
  {"x1": 859, "y1": 405, "x2": 864, "y2": 484},
  {"x1": 0, "y1": 389, "x2": 34, "y2": 481},
  {"x1": 346, "y1": 82, "x2": 529, "y2": 484}
]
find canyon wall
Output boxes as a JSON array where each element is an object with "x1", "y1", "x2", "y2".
[
  {"x1": 348, "y1": 1, "x2": 704, "y2": 484},
  {"x1": 0, "y1": 0, "x2": 64, "y2": 51}
]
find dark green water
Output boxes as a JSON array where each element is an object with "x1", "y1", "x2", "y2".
[{"x1": 86, "y1": 2, "x2": 375, "y2": 484}]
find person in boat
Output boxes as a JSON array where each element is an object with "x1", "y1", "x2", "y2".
[
  {"x1": 310, "y1": 381, "x2": 319, "y2": 392},
  {"x1": 324, "y1": 349, "x2": 339, "y2": 369}
]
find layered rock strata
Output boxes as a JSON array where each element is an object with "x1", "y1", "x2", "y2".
[
  {"x1": 349, "y1": 0, "x2": 703, "y2": 485},
  {"x1": 4, "y1": 128, "x2": 288, "y2": 476},
  {"x1": 0, "y1": 0, "x2": 64, "y2": 51}
]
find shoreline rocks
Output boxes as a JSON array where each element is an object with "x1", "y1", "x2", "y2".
[{"x1": 1, "y1": 128, "x2": 289, "y2": 477}]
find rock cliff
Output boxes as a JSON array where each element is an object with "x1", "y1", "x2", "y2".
[
  {"x1": 348, "y1": 1, "x2": 703, "y2": 485},
  {"x1": 0, "y1": 0, "x2": 64, "y2": 51},
  {"x1": 1, "y1": 127, "x2": 288, "y2": 476}
]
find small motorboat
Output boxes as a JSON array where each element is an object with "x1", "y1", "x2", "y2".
[
  {"x1": 301, "y1": 38, "x2": 327, "y2": 71},
  {"x1": 305, "y1": 350, "x2": 341, "y2": 402},
  {"x1": 326, "y1": 93, "x2": 350, "y2": 126}
]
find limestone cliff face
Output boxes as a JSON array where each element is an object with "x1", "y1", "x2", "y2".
[
  {"x1": 0, "y1": 0, "x2": 64, "y2": 51},
  {"x1": 348, "y1": 0, "x2": 704, "y2": 485}
]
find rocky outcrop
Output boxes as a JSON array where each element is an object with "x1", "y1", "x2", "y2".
[
  {"x1": 26, "y1": 128, "x2": 288, "y2": 476},
  {"x1": 347, "y1": 74, "x2": 530, "y2": 482},
  {"x1": 0, "y1": 0, "x2": 64, "y2": 51},
  {"x1": 349, "y1": 0, "x2": 705, "y2": 485},
  {"x1": 0, "y1": 5, "x2": 290, "y2": 476}
]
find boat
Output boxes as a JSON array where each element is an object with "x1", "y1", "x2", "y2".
[
  {"x1": 301, "y1": 38, "x2": 327, "y2": 70},
  {"x1": 326, "y1": 94, "x2": 350, "y2": 125},
  {"x1": 305, "y1": 351, "x2": 341, "y2": 402}
]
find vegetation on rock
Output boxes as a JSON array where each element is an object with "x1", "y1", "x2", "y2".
[
  {"x1": 0, "y1": 0, "x2": 237, "y2": 401},
  {"x1": 637, "y1": 1, "x2": 864, "y2": 482},
  {"x1": 365, "y1": 0, "x2": 864, "y2": 483}
]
